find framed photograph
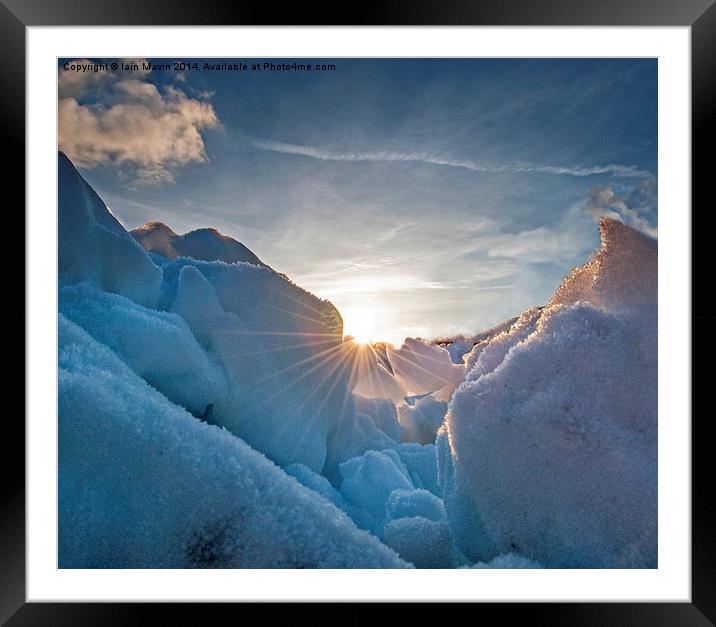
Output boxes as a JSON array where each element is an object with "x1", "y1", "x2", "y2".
[{"x1": 5, "y1": 0, "x2": 711, "y2": 622}]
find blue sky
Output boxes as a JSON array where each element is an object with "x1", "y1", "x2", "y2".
[{"x1": 58, "y1": 58, "x2": 658, "y2": 344}]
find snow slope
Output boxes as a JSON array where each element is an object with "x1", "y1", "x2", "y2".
[
  {"x1": 131, "y1": 221, "x2": 268, "y2": 267},
  {"x1": 59, "y1": 314, "x2": 408, "y2": 568},
  {"x1": 443, "y1": 219, "x2": 657, "y2": 568}
]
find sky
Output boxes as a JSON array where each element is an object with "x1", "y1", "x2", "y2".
[{"x1": 58, "y1": 57, "x2": 658, "y2": 345}]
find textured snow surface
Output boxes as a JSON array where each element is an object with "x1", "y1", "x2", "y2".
[
  {"x1": 386, "y1": 488, "x2": 446, "y2": 523},
  {"x1": 58, "y1": 315, "x2": 408, "y2": 568},
  {"x1": 444, "y1": 219, "x2": 657, "y2": 568},
  {"x1": 466, "y1": 553, "x2": 543, "y2": 569},
  {"x1": 384, "y1": 517, "x2": 458, "y2": 568}
]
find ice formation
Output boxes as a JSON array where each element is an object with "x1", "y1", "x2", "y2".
[
  {"x1": 59, "y1": 282, "x2": 228, "y2": 417},
  {"x1": 348, "y1": 343, "x2": 408, "y2": 402},
  {"x1": 57, "y1": 150, "x2": 657, "y2": 570},
  {"x1": 387, "y1": 338, "x2": 465, "y2": 398},
  {"x1": 443, "y1": 219, "x2": 658, "y2": 568},
  {"x1": 383, "y1": 517, "x2": 458, "y2": 568},
  {"x1": 438, "y1": 316, "x2": 518, "y2": 365},
  {"x1": 58, "y1": 315, "x2": 407, "y2": 568}
]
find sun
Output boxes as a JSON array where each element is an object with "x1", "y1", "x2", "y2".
[{"x1": 341, "y1": 306, "x2": 378, "y2": 345}]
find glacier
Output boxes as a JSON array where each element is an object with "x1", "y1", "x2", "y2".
[{"x1": 57, "y1": 151, "x2": 657, "y2": 569}]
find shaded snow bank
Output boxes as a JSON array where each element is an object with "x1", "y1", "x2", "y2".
[
  {"x1": 58, "y1": 315, "x2": 408, "y2": 568},
  {"x1": 444, "y1": 219, "x2": 657, "y2": 568},
  {"x1": 58, "y1": 151, "x2": 162, "y2": 307}
]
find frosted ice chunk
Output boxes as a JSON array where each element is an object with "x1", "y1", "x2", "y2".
[
  {"x1": 323, "y1": 410, "x2": 401, "y2": 484},
  {"x1": 285, "y1": 463, "x2": 349, "y2": 511},
  {"x1": 338, "y1": 450, "x2": 414, "y2": 536},
  {"x1": 387, "y1": 338, "x2": 465, "y2": 397},
  {"x1": 59, "y1": 282, "x2": 228, "y2": 417},
  {"x1": 386, "y1": 488, "x2": 446, "y2": 523},
  {"x1": 348, "y1": 342, "x2": 407, "y2": 402},
  {"x1": 394, "y1": 442, "x2": 440, "y2": 496},
  {"x1": 467, "y1": 553, "x2": 542, "y2": 569},
  {"x1": 549, "y1": 217, "x2": 657, "y2": 312},
  {"x1": 383, "y1": 517, "x2": 458, "y2": 568},
  {"x1": 353, "y1": 395, "x2": 404, "y2": 442}
]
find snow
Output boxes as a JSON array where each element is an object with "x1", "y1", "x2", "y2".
[
  {"x1": 397, "y1": 395, "x2": 448, "y2": 444},
  {"x1": 443, "y1": 219, "x2": 657, "y2": 568},
  {"x1": 57, "y1": 150, "x2": 657, "y2": 570},
  {"x1": 284, "y1": 463, "x2": 349, "y2": 511},
  {"x1": 58, "y1": 151, "x2": 162, "y2": 307},
  {"x1": 467, "y1": 553, "x2": 542, "y2": 569},
  {"x1": 165, "y1": 259, "x2": 353, "y2": 473},
  {"x1": 59, "y1": 314, "x2": 408, "y2": 568},
  {"x1": 386, "y1": 488, "x2": 446, "y2": 523},
  {"x1": 323, "y1": 412, "x2": 399, "y2": 483},
  {"x1": 337, "y1": 450, "x2": 414, "y2": 536},
  {"x1": 393, "y1": 442, "x2": 440, "y2": 496},
  {"x1": 354, "y1": 395, "x2": 404, "y2": 442},
  {"x1": 383, "y1": 517, "x2": 458, "y2": 568},
  {"x1": 463, "y1": 307, "x2": 543, "y2": 382},
  {"x1": 131, "y1": 221, "x2": 267, "y2": 267},
  {"x1": 59, "y1": 282, "x2": 228, "y2": 418},
  {"x1": 438, "y1": 317, "x2": 518, "y2": 364}
]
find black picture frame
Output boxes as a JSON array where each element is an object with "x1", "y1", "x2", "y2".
[{"x1": 2, "y1": 1, "x2": 711, "y2": 623}]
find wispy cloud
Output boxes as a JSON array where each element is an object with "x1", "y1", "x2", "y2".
[{"x1": 249, "y1": 137, "x2": 652, "y2": 180}]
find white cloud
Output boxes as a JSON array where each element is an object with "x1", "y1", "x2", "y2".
[
  {"x1": 486, "y1": 226, "x2": 578, "y2": 261},
  {"x1": 58, "y1": 60, "x2": 219, "y2": 188},
  {"x1": 58, "y1": 59, "x2": 115, "y2": 99},
  {"x1": 585, "y1": 183, "x2": 658, "y2": 237}
]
